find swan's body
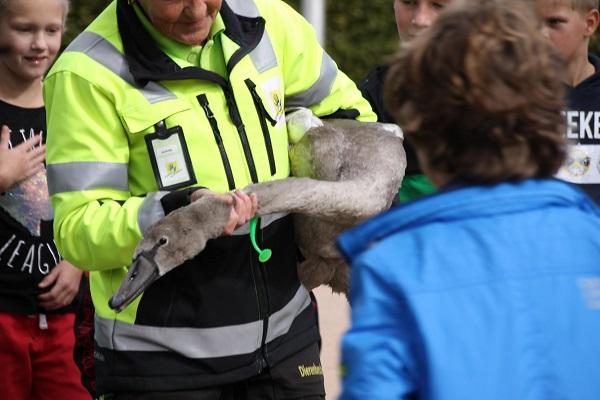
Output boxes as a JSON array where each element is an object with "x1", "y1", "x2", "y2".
[
  {"x1": 247, "y1": 119, "x2": 406, "y2": 294},
  {"x1": 109, "y1": 118, "x2": 406, "y2": 311}
]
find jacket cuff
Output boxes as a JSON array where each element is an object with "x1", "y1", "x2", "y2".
[
  {"x1": 320, "y1": 108, "x2": 360, "y2": 120},
  {"x1": 160, "y1": 187, "x2": 204, "y2": 215}
]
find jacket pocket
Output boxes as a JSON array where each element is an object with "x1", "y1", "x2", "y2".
[
  {"x1": 118, "y1": 99, "x2": 195, "y2": 193},
  {"x1": 119, "y1": 99, "x2": 192, "y2": 134},
  {"x1": 244, "y1": 79, "x2": 277, "y2": 176}
]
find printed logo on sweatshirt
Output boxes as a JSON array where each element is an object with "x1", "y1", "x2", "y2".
[
  {"x1": 0, "y1": 128, "x2": 52, "y2": 236},
  {"x1": 94, "y1": 350, "x2": 106, "y2": 362},
  {"x1": 0, "y1": 234, "x2": 59, "y2": 275},
  {"x1": 558, "y1": 111, "x2": 600, "y2": 184},
  {"x1": 564, "y1": 110, "x2": 600, "y2": 140},
  {"x1": 0, "y1": 170, "x2": 53, "y2": 236},
  {"x1": 556, "y1": 145, "x2": 600, "y2": 184}
]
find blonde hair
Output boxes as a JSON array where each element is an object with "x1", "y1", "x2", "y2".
[
  {"x1": 580, "y1": 0, "x2": 599, "y2": 9},
  {"x1": 0, "y1": 0, "x2": 70, "y2": 22},
  {"x1": 571, "y1": 0, "x2": 597, "y2": 12},
  {"x1": 539, "y1": 0, "x2": 598, "y2": 13}
]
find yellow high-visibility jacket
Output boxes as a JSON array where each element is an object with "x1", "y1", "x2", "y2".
[{"x1": 45, "y1": 0, "x2": 375, "y2": 393}]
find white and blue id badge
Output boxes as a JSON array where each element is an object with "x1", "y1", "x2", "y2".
[{"x1": 145, "y1": 121, "x2": 197, "y2": 190}]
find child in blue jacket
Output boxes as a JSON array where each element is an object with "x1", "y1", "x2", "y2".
[{"x1": 338, "y1": 0, "x2": 600, "y2": 399}]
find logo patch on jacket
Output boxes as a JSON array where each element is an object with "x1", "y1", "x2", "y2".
[
  {"x1": 297, "y1": 363, "x2": 323, "y2": 378},
  {"x1": 262, "y1": 76, "x2": 285, "y2": 127}
]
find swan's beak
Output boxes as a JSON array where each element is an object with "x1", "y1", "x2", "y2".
[{"x1": 108, "y1": 251, "x2": 160, "y2": 312}]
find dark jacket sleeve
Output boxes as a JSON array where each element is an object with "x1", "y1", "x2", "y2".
[{"x1": 358, "y1": 65, "x2": 394, "y2": 124}]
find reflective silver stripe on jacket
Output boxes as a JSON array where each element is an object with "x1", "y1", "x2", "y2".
[
  {"x1": 65, "y1": 31, "x2": 176, "y2": 104},
  {"x1": 225, "y1": 0, "x2": 259, "y2": 17},
  {"x1": 286, "y1": 52, "x2": 337, "y2": 108},
  {"x1": 250, "y1": 34, "x2": 278, "y2": 73},
  {"x1": 47, "y1": 162, "x2": 129, "y2": 195},
  {"x1": 95, "y1": 285, "x2": 311, "y2": 357},
  {"x1": 226, "y1": 0, "x2": 278, "y2": 72},
  {"x1": 138, "y1": 192, "x2": 168, "y2": 234}
]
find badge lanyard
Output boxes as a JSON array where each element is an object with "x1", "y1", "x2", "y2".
[{"x1": 145, "y1": 120, "x2": 197, "y2": 191}]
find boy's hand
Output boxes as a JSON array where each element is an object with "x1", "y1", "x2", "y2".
[
  {"x1": 0, "y1": 125, "x2": 45, "y2": 192},
  {"x1": 37, "y1": 260, "x2": 83, "y2": 311}
]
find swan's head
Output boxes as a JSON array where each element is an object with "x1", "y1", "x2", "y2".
[
  {"x1": 108, "y1": 195, "x2": 232, "y2": 312},
  {"x1": 108, "y1": 236, "x2": 172, "y2": 312}
]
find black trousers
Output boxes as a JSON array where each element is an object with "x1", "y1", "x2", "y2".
[{"x1": 105, "y1": 342, "x2": 326, "y2": 400}]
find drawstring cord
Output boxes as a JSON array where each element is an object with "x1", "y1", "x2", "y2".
[{"x1": 249, "y1": 218, "x2": 272, "y2": 263}]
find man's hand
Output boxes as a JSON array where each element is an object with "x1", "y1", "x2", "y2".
[
  {"x1": 38, "y1": 260, "x2": 83, "y2": 311},
  {"x1": 191, "y1": 189, "x2": 258, "y2": 235},
  {"x1": 0, "y1": 125, "x2": 45, "y2": 192}
]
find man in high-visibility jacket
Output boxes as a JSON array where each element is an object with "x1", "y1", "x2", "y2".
[{"x1": 44, "y1": 0, "x2": 375, "y2": 398}]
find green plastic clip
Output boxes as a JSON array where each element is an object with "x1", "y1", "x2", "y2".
[{"x1": 249, "y1": 217, "x2": 272, "y2": 263}]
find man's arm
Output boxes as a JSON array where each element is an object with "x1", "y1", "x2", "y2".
[{"x1": 45, "y1": 71, "x2": 172, "y2": 270}]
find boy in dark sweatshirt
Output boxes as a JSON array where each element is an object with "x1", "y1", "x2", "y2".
[{"x1": 538, "y1": 0, "x2": 600, "y2": 203}]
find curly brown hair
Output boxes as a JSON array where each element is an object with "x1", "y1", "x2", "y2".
[{"x1": 385, "y1": 0, "x2": 567, "y2": 183}]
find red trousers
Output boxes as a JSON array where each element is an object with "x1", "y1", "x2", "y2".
[{"x1": 0, "y1": 312, "x2": 91, "y2": 400}]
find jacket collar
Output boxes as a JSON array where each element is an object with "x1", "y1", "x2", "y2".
[
  {"x1": 132, "y1": 4, "x2": 224, "y2": 65},
  {"x1": 338, "y1": 179, "x2": 600, "y2": 260},
  {"x1": 116, "y1": 0, "x2": 264, "y2": 87}
]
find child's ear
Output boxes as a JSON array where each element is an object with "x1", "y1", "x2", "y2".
[{"x1": 584, "y1": 9, "x2": 600, "y2": 37}]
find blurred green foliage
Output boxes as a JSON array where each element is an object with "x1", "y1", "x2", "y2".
[
  {"x1": 65, "y1": 0, "x2": 111, "y2": 45},
  {"x1": 280, "y1": 0, "x2": 398, "y2": 81},
  {"x1": 591, "y1": 33, "x2": 600, "y2": 56},
  {"x1": 326, "y1": 1, "x2": 398, "y2": 81},
  {"x1": 64, "y1": 0, "x2": 600, "y2": 83}
]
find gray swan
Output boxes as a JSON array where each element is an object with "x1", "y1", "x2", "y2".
[{"x1": 109, "y1": 113, "x2": 406, "y2": 312}]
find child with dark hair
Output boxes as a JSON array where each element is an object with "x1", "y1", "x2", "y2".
[
  {"x1": 537, "y1": 0, "x2": 600, "y2": 204},
  {"x1": 359, "y1": 0, "x2": 454, "y2": 203},
  {"x1": 338, "y1": 0, "x2": 600, "y2": 398}
]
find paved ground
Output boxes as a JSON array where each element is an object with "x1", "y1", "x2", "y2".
[{"x1": 314, "y1": 286, "x2": 351, "y2": 399}]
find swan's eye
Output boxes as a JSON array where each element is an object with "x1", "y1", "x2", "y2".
[{"x1": 159, "y1": 237, "x2": 168, "y2": 246}]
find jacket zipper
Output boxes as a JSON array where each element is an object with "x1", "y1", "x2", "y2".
[
  {"x1": 244, "y1": 79, "x2": 277, "y2": 176},
  {"x1": 223, "y1": 85, "x2": 259, "y2": 184},
  {"x1": 221, "y1": 85, "x2": 270, "y2": 370},
  {"x1": 248, "y1": 246, "x2": 268, "y2": 373},
  {"x1": 253, "y1": 218, "x2": 271, "y2": 368},
  {"x1": 197, "y1": 94, "x2": 236, "y2": 190}
]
